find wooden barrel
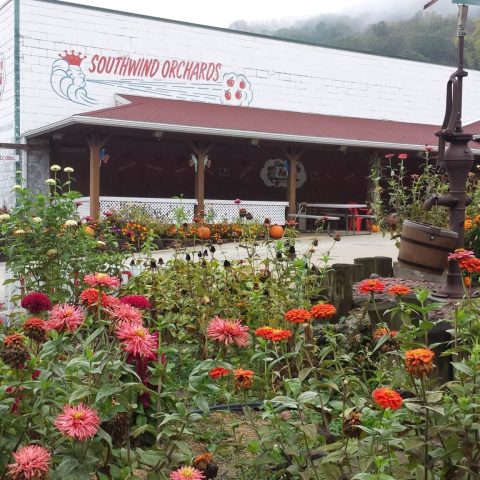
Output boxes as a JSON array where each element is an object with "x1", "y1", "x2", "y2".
[{"x1": 398, "y1": 220, "x2": 458, "y2": 275}]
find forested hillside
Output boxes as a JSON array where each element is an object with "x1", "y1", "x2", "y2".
[{"x1": 230, "y1": 11, "x2": 480, "y2": 69}]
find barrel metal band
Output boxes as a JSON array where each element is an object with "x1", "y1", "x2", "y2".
[
  {"x1": 397, "y1": 256, "x2": 444, "y2": 274},
  {"x1": 400, "y1": 235, "x2": 453, "y2": 253}
]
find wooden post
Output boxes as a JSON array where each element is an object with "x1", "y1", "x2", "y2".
[
  {"x1": 87, "y1": 135, "x2": 108, "y2": 219},
  {"x1": 285, "y1": 148, "x2": 303, "y2": 217},
  {"x1": 191, "y1": 142, "x2": 211, "y2": 216},
  {"x1": 328, "y1": 263, "x2": 354, "y2": 317}
]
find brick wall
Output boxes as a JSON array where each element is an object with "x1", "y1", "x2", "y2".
[{"x1": 17, "y1": 0, "x2": 480, "y2": 139}]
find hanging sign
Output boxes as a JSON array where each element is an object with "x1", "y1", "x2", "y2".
[{"x1": 452, "y1": 0, "x2": 480, "y2": 5}]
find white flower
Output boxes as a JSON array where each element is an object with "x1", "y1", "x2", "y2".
[
  {"x1": 14, "y1": 229, "x2": 25, "y2": 235},
  {"x1": 45, "y1": 179, "x2": 56, "y2": 186},
  {"x1": 64, "y1": 167, "x2": 74, "y2": 173},
  {"x1": 96, "y1": 240, "x2": 106, "y2": 249},
  {"x1": 32, "y1": 217, "x2": 42, "y2": 224},
  {"x1": 0, "y1": 214, "x2": 11, "y2": 221},
  {"x1": 64, "y1": 219, "x2": 78, "y2": 227},
  {"x1": 50, "y1": 165, "x2": 61, "y2": 172},
  {"x1": 11, "y1": 185, "x2": 22, "y2": 191}
]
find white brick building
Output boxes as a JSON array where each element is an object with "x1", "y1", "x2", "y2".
[{"x1": 0, "y1": 0, "x2": 479, "y2": 217}]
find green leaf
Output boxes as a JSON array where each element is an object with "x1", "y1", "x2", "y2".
[
  {"x1": 68, "y1": 386, "x2": 91, "y2": 403},
  {"x1": 95, "y1": 385, "x2": 122, "y2": 403},
  {"x1": 452, "y1": 362, "x2": 474, "y2": 376}
]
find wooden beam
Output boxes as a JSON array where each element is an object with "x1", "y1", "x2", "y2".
[
  {"x1": 285, "y1": 148, "x2": 303, "y2": 217},
  {"x1": 191, "y1": 142, "x2": 211, "y2": 216},
  {"x1": 87, "y1": 135, "x2": 109, "y2": 219},
  {"x1": 0, "y1": 142, "x2": 29, "y2": 150}
]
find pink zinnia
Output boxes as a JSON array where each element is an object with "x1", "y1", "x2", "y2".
[
  {"x1": 207, "y1": 316, "x2": 249, "y2": 347},
  {"x1": 46, "y1": 304, "x2": 85, "y2": 332},
  {"x1": 21, "y1": 292, "x2": 52, "y2": 314},
  {"x1": 448, "y1": 248, "x2": 475, "y2": 261},
  {"x1": 54, "y1": 403, "x2": 100, "y2": 441},
  {"x1": 116, "y1": 323, "x2": 158, "y2": 358},
  {"x1": 170, "y1": 466, "x2": 205, "y2": 480},
  {"x1": 120, "y1": 295, "x2": 151, "y2": 310},
  {"x1": 107, "y1": 302, "x2": 143, "y2": 328},
  {"x1": 83, "y1": 273, "x2": 120, "y2": 289},
  {"x1": 7, "y1": 444, "x2": 51, "y2": 480}
]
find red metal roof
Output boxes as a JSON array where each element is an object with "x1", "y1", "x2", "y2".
[{"x1": 76, "y1": 95, "x2": 442, "y2": 149}]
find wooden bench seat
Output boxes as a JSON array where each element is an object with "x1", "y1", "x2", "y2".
[{"x1": 288, "y1": 214, "x2": 340, "y2": 221}]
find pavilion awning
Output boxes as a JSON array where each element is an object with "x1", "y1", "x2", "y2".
[{"x1": 24, "y1": 94, "x2": 463, "y2": 152}]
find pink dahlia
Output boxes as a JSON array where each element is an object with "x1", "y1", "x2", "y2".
[
  {"x1": 21, "y1": 292, "x2": 51, "y2": 314},
  {"x1": 120, "y1": 295, "x2": 151, "y2": 310},
  {"x1": 170, "y1": 466, "x2": 205, "y2": 480},
  {"x1": 107, "y1": 303, "x2": 143, "y2": 328},
  {"x1": 83, "y1": 273, "x2": 120, "y2": 289},
  {"x1": 54, "y1": 403, "x2": 100, "y2": 441},
  {"x1": 116, "y1": 323, "x2": 158, "y2": 358},
  {"x1": 45, "y1": 304, "x2": 85, "y2": 332},
  {"x1": 7, "y1": 444, "x2": 51, "y2": 480},
  {"x1": 206, "y1": 316, "x2": 249, "y2": 347}
]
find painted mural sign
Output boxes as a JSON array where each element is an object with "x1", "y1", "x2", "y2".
[
  {"x1": 0, "y1": 53, "x2": 5, "y2": 102},
  {"x1": 260, "y1": 159, "x2": 307, "y2": 188},
  {"x1": 50, "y1": 50, "x2": 253, "y2": 106}
]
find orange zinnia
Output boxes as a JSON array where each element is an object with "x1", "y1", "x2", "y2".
[
  {"x1": 405, "y1": 348, "x2": 435, "y2": 377},
  {"x1": 255, "y1": 327, "x2": 274, "y2": 339},
  {"x1": 372, "y1": 387, "x2": 403, "y2": 410},
  {"x1": 387, "y1": 284, "x2": 411, "y2": 296},
  {"x1": 234, "y1": 369, "x2": 254, "y2": 390},
  {"x1": 284, "y1": 308, "x2": 312, "y2": 323},
  {"x1": 357, "y1": 279, "x2": 385, "y2": 295},
  {"x1": 373, "y1": 328, "x2": 398, "y2": 340},
  {"x1": 310, "y1": 303, "x2": 337, "y2": 320},
  {"x1": 464, "y1": 276, "x2": 472, "y2": 287}
]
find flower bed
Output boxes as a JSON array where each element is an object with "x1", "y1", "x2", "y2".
[{"x1": 2, "y1": 175, "x2": 480, "y2": 479}]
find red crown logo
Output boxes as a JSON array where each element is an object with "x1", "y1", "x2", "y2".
[{"x1": 59, "y1": 50, "x2": 86, "y2": 66}]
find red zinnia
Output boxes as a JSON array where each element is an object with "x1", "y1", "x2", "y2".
[
  {"x1": 372, "y1": 387, "x2": 403, "y2": 410},
  {"x1": 310, "y1": 303, "x2": 337, "y2": 320},
  {"x1": 387, "y1": 285, "x2": 411, "y2": 296},
  {"x1": 268, "y1": 328, "x2": 293, "y2": 341},
  {"x1": 54, "y1": 403, "x2": 100, "y2": 440},
  {"x1": 459, "y1": 257, "x2": 480, "y2": 274},
  {"x1": 209, "y1": 367, "x2": 231, "y2": 379},
  {"x1": 120, "y1": 295, "x2": 151, "y2": 310},
  {"x1": 255, "y1": 326, "x2": 274, "y2": 339},
  {"x1": 206, "y1": 316, "x2": 249, "y2": 347},
  {"x1": 7, "y1": 444, "x2": 51, "y2": 480},
  {"x1": 83, "y1": 273, "x2": 120, "y2": 289},
  {"x1": 79, "y1": 288, "x2": 105, "y2": 306},
  {"x1": 20, "y1": 292, "x2": 51, "y2": 314},
  {"x1": 284, "y1": 308, "x2": 312, "y2": 323},
  {"x1": 356, "y1": 279, "x2": 385, "y2": 295},
  {"x1": 45, "y1": 304, "x2": 85, "y2": 332},
  {"x1": 116, "y1": 323, "x2": 158, "y2": 358}
]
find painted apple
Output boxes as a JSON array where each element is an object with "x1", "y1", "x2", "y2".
[
  {"x1": 235, "y1": 90, "x2": 242, "y2": 100},
  {"x1": 239, "y1": 80, "x2": 246, "y2": 89},
  {"x1": 225, "y1": 91, "x2": 231, "y2": 100},
  {"x1": 227, "y1": 77, "x2": 235, "y2": 87}
]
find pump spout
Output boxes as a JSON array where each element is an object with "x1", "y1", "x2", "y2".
[{"x1": 423, "y1": 194, "x2": 458, "y2": 211}]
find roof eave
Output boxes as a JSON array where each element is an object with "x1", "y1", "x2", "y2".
[{"x1": 24, "y1": 115, "x2": 480, "y2": 153}]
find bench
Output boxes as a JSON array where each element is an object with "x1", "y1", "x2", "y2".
[{"x1": 288, "y1": 213, "x2": 340, "y2": 235}]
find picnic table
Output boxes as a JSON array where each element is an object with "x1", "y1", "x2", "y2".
[{"x1": 288, "y1": 203, "x2": 375, "y2": 235}]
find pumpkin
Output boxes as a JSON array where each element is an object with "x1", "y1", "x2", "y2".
[
  {"x1": 197, "y1": 226, "x2": 211, "y2": 240},
  {"x1": 371, "y1": 224, "x2": 380, "y2": 233},
  {"x1": 269, "y1": 224, "x2": 284, "y2": 239}
]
